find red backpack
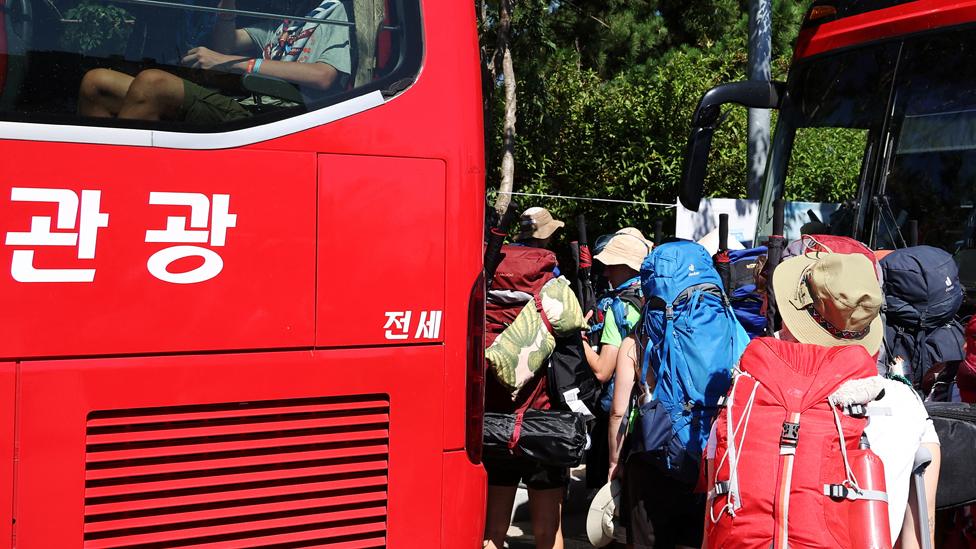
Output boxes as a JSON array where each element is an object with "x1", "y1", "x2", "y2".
[
  {"x1": 485, "y1": 244, "x2": 557, "y2": 345},
  {"x1": 707, "y1": 338, "x2": 890, "y2": 549},
  {"x1": 784, "y1": 234, "x2": 882, "y2": 281}
]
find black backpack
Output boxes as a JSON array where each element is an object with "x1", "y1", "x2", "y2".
[
  {"x1": 926, "y1": 402, "x2": 976, "y2": 509},
  {"x1": 881, "y1": 246, "x2": 965, "y2": 386},
  {"x1": 546, "y1": 334, "x2": 600, "y2": 414}
]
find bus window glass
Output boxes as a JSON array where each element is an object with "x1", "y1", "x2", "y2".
[
  {"x1": 879, "y1": 30, "x2": 976, "y2": 251},
  {"x1": 0, "y1": 0, "x2": 419, "y2": 132},
  {"x1": 757, "y1": 43, "x2": 895, "y2": 240},
  {"x1": 784, "y1": 126, "x2": 867, "y2": 204}
]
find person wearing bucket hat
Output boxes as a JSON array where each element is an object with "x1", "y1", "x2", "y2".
[
  {"x1": 516, "y1": 207, "x2": 565, "y2": 246},
  {"x1": 771, "y1": 252, "x2": 884, "y2": 355},
  {"x1": 770, "y1": 252, "x2": 941, "y2": 547},
  {"x1": 582, "y1": 228, "x2": 652, "y2": 491},
  {"x1": 584, "y1": 228, "x2": 652, "y2": 380}
]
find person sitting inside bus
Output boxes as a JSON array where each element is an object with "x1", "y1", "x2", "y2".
[{"x1": 77, "y1": 0, "x2": 351, "y2": 124}]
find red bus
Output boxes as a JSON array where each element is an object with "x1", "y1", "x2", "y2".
[
  {"x1": 681, "y1": 0, "x2": 976, "y2": 266},
  {"x1": 0, "y1": 0, "x2": 487, "y2": 546}
]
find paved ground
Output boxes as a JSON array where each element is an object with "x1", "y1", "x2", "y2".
[{"x1": 504, "y1": 466, "x2": 621, "y2": 549}]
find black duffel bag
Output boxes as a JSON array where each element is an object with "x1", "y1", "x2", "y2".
[
  {"x1": 926, "y1": 402, "x2": 976, "y2": 509},
  {"x1": 483, "y1": 409, "x2": 587, "y2": 468}
]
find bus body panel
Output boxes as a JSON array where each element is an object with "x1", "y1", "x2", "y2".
[
  {"x1": 796, "y1": 0, "x2": 976, "y2": 59},
  {"x1": 316, "y1": 154, "x2": 446, "y2": 347},
  {"x1": 15, "y1": 347, "x2": 445, "y2": 547},
  {"x1": 0, "y1": 363, "x2": 12, "y2": 549},
  {"x1": 1, "y1": 0, "x2": 487, "y2": 544},
  {"x1": 440, "y1": 450, "x2": 487, "y2": 547},
  {"x1": 0, "y1": 144, "x2": 317, "y2": 359}
]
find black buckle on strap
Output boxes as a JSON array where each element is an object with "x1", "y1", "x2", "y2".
[
  {"x1": 713, "y1": 481, "x2": 730, "y2": 496},
  {"x1": 780, "y1": 421, "x2": 800, "y2": 447},
  {"x1": 846, "y1": 403, "x2": 866, "y2": 418},
  {"x1": 826, "y1": 484, "x2": 849, "y2": 500}
]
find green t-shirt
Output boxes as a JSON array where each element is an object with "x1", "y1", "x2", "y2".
[
  {"x1": 242, "y1": 0, "x2": 353, "y2": 106},
  {"x1": 600, "y1": 302, "x2": 641, "y2": 348}
]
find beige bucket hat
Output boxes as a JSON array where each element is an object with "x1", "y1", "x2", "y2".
[
  {"x1": 517, "y1": 207, "x2": 565, "y2": 240},
  {"x1": 593, "y1": 228, "x2": 653, "y2": 272},
  {"x1": 772, "y1": 252, "x2": 884, "y2": 355},
  {"x1": 586, "y1": 479, "x2": 622, "y2": 547}
]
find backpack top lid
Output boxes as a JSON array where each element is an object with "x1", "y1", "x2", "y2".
[
  {"x1": 491, "y1": 244, "x2": 557, "y2": 294},
  {"x1": 742, "y1": 338, "x2": 877, "y2": 411},
  {"x1": 881, "y1": 245, "x2": 962, "y2": 328},
  {"x1": 639, "y1": 241, "x2": 723, "y2": 303},
  {"x1": 784, "y1": 234, "x2": 882, "y2": 281}
]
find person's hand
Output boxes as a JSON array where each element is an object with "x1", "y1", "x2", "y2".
[
  {"x1": 581, "y1": 310, "x2": 594, "y2": 341},
  {"x1": 182, "y1": 47, "x2": 241, "y2": 71}
]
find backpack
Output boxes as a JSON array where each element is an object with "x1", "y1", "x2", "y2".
[
  {"x1": 707, "y1": 338, "x2": 888, "y2": 549},
  {"x1": 727, "y1": 247, "x2": 767, "y2": 338},
  {"x1": 486, "y1": 244, "x2": 557, "y2": 346},
  {"x1": 486, "y1": 245, "x2": 599, "y2": 413},
  {"x1": 926, "y1": 402, "x2": 976, "y2": 510},
  {"x1": 590, "y1": 277, "x2": 643, "y2": 344},
  {"x1": 881, "y1": 246, "x2": 965, "y2": 387},
  {"x1": 591, "y1": 278, "x2": 643, "y2": 413},
  {"x1": 784, "y1": 234, "x2": 882, "y2": 281},
  {"x1": 632, "y1": 241, "x2": 749, "y2": 484}
]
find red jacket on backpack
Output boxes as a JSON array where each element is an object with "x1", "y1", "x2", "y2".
[{"x1": 707, "y1": 338, "x2": 887, "y2": 549}]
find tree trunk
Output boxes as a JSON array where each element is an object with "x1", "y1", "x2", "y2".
[{"x1": 493, "y1": 0, "x2": 517, "y2": 216}]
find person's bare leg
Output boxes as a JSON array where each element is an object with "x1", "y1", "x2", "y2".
[
  {"x1": 484, "y1": 485, "x2": 518, "y2": 549},
  {"x1": 527, "y1": 486, "x2": 564, "y2": 549},
  {"x1": 117, "y1": 69, "x2": 185, "y2": 121},
  {"x1": 78, "y1": 68, "x2": 134, "y2": 117}
]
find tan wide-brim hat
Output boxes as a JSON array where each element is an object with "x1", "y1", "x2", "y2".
[
  {"x1": 772, "y1": 252, "x2": 884, "y2": 355},
  {"x1": 517, "y1": 207, "x2": 565, "y2": 240},
  {"x1": 586, "y1": 479, "x2": 622, "y2": 548},
  {"x1": 594, "y1": 228, "x2": 653, "y2": 271}
]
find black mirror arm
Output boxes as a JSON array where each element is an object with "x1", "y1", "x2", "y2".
[
  {"x1": 691, "y1": 81, "x2": 786, "y2": 127},
  {"x1": 679, "y1": 80, "x2": 786, "y2": 212}
]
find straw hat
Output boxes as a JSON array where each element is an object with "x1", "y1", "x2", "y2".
[
  {"x1": 772, "y1": 253, "x2": 884, "y2": 355},
  {"x1": 593, "y1": 228, "x2": 653, "y2": 271},
  {"x1": 586, "y1": 479, "x2": 622, "y2": 547},
  {"x1": 517, "y1": 207, "x2": 564, "y2": 240}
]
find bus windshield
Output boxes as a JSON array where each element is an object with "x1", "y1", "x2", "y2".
[{"x1": 757, "y1": 26, "x2": 976, "y2": 253}]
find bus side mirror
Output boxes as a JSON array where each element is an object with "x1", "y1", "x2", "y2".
[{"x1": 679, "y1": 80, "x2": 787, "y2": 211}]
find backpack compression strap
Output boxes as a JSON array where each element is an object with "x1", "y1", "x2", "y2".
[
  {"x1": 774, "y1": 411, "x2": 802, "y2": 549},
  {"x1": 534, "y1": 294, "x2": 554, "y2": 334}
]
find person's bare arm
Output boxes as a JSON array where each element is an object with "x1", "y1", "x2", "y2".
[
  {"x1": 182, "y1": 49, "x2": 341, "y2": 91},
  {"x1": 608, "y1": 335, "x2": 638, "y2": 481},
  {"x1": 583, "y1": 339, "x2": 618, "y2": 383},
  {"x1": 210, "y1": 0, "x2": 254, "y2": 55},
  {"x1": 900, "y1": 441, "x2": 940, "y2": 549}
]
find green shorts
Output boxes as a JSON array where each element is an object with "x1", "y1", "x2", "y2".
[{"x1": 181, "y1": 79, "x2": 252, "y2": 125}]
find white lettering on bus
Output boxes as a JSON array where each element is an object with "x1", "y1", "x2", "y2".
[
  {"x1": 414, "y1": 310, "x2": 443, "y2": 339},
  {"x1": 4, "y1": 187, "x2": 109, "y2": 282},
  {"x1": 145, "y1": 192, "x2": 237, "y2": 284},
  {"x1": 383, "y1": 310, "x2": 443, "y2": 340},
  {"x1": 383, "y1": 311, "x2": 413, "y2": 340}
]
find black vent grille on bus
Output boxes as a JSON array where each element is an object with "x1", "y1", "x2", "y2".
[{"x1": 83, "y1": 394, "x2": 390, "y2": 548}]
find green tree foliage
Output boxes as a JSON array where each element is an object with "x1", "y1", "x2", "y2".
[
  {"x1": 482, "y1": 0, "x2": 861, "y2": 239},
  {"x1": 62, "y1": 2, "x2": 133, "y2": 56}
]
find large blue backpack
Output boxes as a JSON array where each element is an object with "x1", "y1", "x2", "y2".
[{"x1": 633, "y1": 241, "x2": 749, "y2": 484}]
